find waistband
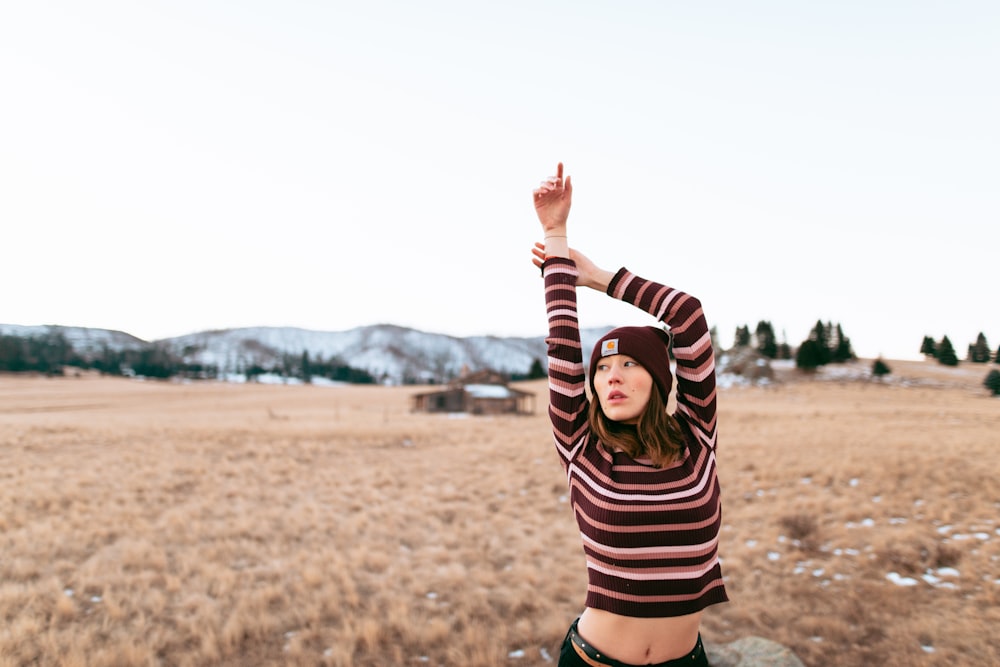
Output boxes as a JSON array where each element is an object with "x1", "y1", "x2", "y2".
[{"x1": 567, "y1": 619, "x2": 705, "y2": 667}]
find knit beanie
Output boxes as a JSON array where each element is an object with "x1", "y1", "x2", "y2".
[{"x1": 589, "y1": 326, "x2": 673, "y2": 401}]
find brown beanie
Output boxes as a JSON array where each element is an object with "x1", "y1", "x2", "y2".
[{"x1": 589, "y1": 326, "x2": 673, "y2": 401}]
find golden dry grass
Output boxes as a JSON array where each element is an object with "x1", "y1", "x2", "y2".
[{"x1": 1, "y1": 360, "x2": 998, "y2": 666}]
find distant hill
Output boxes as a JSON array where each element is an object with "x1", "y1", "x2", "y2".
[
  {"x1": 0, "y1": 324, "x2": 147, "y2": 353},
  {"x1": 0, "y1": 323, "x2": 614, "y2": 384}
]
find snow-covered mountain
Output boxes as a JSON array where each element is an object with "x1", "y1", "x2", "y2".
[
  {"x1": 1, "y1": 322, "x2": 614, "y2": 384},
  {"x1": 0, "y1": 324, "x2": 147, "y2": 354},
  {"x1": 161, "y1": 324, "x2": 613, "y2": 383}
]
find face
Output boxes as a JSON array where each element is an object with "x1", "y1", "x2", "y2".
[{"x1": 593, "y1": 354, "x2": 653, "y2": 424}]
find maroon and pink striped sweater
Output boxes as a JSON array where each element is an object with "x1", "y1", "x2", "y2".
[{"x1": 543, "y1": 257, "x2": 728, "y2": 618}]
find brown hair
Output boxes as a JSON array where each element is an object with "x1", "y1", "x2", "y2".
[{"x1": 587, "y1": 386, "x2": 687, "y2": 467}]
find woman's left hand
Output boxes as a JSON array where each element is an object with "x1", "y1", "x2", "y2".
[{"x1": 532, "y1": 242, "x2": 613, "y2": 292}]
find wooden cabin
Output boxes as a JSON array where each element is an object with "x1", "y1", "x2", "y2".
[{"x1": 410, "y1": 369, "x2": 535, "y2": 415}]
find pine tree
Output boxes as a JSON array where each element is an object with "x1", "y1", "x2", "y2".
[
  {"x1": 778, "y1": 329, "x2": 792, "y2": 360},
  {"x1": 734, "y1": 325, "x2": 751, "y2": 348},
  {"x1": 872, "y1": 358, "x2": 891, "y2": 378},
  {"x1": 795, "y1": 339, "x2": 825, "y2": 371},
  {"x1": 301, "y1": 350, "x2": 313, "y2": 383},
  {"x1": 832, "y1": 324, "x2": 856, "y2": 362},
  {"x1": 755, "y1": 321, "x2": 778, "y2": 359},
  {"x1": 810, "y1": 320, "x2": 832, "y2": 365},
  {"x1": 996, "y1": 344, "x2": 1000, "y2": 364},
  {"x1": 920, "y1": 335, "x2": 937, "y2": 358},
  {"x1": 985, "y1": 369, "x2": 1000, "y2": 396},
  {"x1": 937, "y1": 335, "x2": 959, "y2": 366},
  {"x1": 527, "y1": 358, "x2": 546, "y2": 380},
  {"x1": 968, "y1": 332, "x2": 991, "y2": 363}
]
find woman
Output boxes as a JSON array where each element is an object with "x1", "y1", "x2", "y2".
[{"x1": 532, "y1": 163, "x2": 727, "y2": 667}]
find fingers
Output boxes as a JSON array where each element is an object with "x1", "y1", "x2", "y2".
[
  {"x1": 535, "y1": 163, "x2": 568, "y2": 196},
  {"x1": 531, "y1": 243, "x2": 545, "y2": 270}
]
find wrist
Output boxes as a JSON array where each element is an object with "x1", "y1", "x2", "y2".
[{"x1": 542, "y1": 234, "x2": 570, "y2": 259}]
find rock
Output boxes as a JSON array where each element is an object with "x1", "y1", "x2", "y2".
[{"x1": 706, "y1": 636, "x2": 806, "y2": 667}]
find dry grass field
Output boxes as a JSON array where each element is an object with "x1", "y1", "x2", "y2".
[{"x1": 2, "y1": 360, "x2": 998, "y2": 667}]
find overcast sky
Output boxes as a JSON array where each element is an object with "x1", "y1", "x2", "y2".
[{"x1": 2, "y1": 1, "x2": 997, "y2": 361}]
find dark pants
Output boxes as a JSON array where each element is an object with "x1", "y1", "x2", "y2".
[{"x1": 558, "y1": 618, "x2": 709, "y2": 667}]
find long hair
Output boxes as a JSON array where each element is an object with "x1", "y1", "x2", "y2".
[{"x1": 587, "y1": 385, "x2": 687, "y2": 467}]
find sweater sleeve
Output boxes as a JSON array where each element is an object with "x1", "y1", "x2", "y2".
[
  {"x1": 606, "y1": 268, "x2": 719, "y2": 452},
  {"x1": 542, "y1": 256, "x2": 590, "y2": 468}
]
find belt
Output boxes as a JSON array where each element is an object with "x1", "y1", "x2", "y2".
[
  {"x1": 568, "y1": 623, "x2": 705, "y2": 667},
  {"x1": 569, "y1": 627, "x2": 613, "y2": 667}
]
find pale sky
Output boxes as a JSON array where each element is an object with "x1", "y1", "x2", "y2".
[{"x1": 2, "y1": 1, "x2": 997, "y2": 361}]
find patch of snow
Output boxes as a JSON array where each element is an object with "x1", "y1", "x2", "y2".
[
  {"x1": 465, "y1": 384, "x2": 517, "y2": 399},
  {"x1": 951, "y1": 532, "x2": 988, "y2": 541},
  {"x1": 508, "y1": 649, "x2": 526, "y2": 659},
  {"x1": 886, "y1": 572, "x2": 919, "y2": 586},
  {"x1": 767, "y1": 551, "x2": 781, "y2": 561}
]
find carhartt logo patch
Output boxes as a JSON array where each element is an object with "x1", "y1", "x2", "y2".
[{"x1": 601, "y1": 339, "x2": 619, "y2": 357}]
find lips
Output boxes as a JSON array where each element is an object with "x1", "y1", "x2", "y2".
[{"x1": 606, "y1": 390, "x2": 627, "y2": 402}]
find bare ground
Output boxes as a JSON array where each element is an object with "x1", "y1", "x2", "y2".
[{"x1": 1, "y1": 360, "x2": 998, "y2": 666}]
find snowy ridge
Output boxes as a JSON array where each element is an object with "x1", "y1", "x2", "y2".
[
  {"x1": 0, "y1": 324, "x2": 147, "y2": 354},
  {"x1": 1, "y1": 322, "x2": 616, "y2": 384}
]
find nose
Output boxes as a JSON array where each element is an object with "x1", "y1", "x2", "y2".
[{"x1": 605, "y1": 362, "x2": 623, "y2": 383}]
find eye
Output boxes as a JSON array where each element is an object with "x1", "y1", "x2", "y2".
[
  {"x1": 596, "y1": 363, "x2": 609, "y2": 372},
  {"x1": 623, "y1": 360, "x2": 638, "y2": 367}
]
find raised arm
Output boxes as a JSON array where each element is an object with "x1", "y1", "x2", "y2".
[
  {"x1": 541, "y1": 257, "x2": 590, "y2": 467},
  {"x1": 533, "y1": 164, "x2": 592, "y2": 467},
  {"x1": 606, "y1": 269, "x2": 719, "y2": 451}
]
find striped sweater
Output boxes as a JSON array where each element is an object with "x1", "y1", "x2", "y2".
[{"x1": 543, "y1": 257, "x2": 728, "y2": 618}]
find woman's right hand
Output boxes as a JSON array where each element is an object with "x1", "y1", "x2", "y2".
[{"x1": 532, "y1": 162, "x2": 573, "y2": 235}]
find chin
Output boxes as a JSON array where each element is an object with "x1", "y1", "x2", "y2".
[{"x1": 604, "y1": 407, "x2": 641, "y2": 424}]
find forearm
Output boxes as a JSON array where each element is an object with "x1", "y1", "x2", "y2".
[
  {"x1": 542, "y1": 257, "x2": 590, "y2": 461},
  {"x1": 583, "y1": 267, "x2": 615, "y2": 293}
]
